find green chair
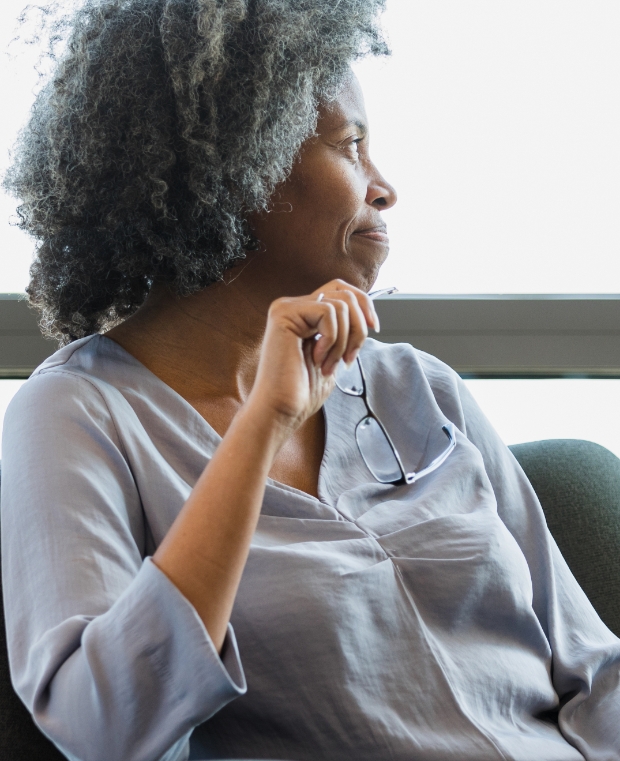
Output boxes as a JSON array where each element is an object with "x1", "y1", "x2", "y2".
[
  {"x1": 510, "y1": 439, "x2": 620, "y2": 637},
  {"x1": 1, "y1": 438, "x2": 620, "y2": 759}
]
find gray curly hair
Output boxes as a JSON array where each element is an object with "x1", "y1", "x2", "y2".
[{"x1": 3, "y1": 0, "x2": 388, "y2": 343}]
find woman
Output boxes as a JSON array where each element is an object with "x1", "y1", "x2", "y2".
[{"x1": 2, "y1": 1, "x2": 619, "y2": 760}]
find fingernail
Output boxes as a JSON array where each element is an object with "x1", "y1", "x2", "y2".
[
  {"x1": 372, "y1": 305, "x2": 381, "y2": 332},
  {"x1": 317, "y1": 292, "x2": 325, "y2": 302},
  {"x1": 344, "y1": 351, "x2": 357, "y2": 368},
  {"x1": 322, "y1": 360, "x2": 336, "y2": 377}
]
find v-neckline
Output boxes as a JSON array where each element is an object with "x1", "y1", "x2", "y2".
[{"x1": 95, "y1": 333, "x2": 335, "y2": 505}]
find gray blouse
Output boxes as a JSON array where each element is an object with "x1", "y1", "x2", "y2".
[{"x1": 1, "y1": 334, "x2": 619, "y2": 761}]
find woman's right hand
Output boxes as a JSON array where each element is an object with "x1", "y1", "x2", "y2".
[{"x1": 246, "y1": 279, "x2": 380, "y2": 434}]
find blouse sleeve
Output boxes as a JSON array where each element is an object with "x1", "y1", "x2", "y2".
[
  {"x1": 453, "y1": 374, "x2": 620, "y2": 759},
  {"x1": 1, "y1": 370, "x2": 246, "y2": 761}
]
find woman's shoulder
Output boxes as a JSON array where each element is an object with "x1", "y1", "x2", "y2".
[
  {"x1": 4, "y1": 335, "x2": 126, "y2": 446},
  {"x1": 363, "y1": 338, "x2": 458, "y2": 380},
  {"x1": 362, "y1": 339, "x2": 468, "y2": 431},
  {"x1": 1, "y1": 335, "x2": 142, "y2": 521},
  {"x1": 363, "y1": 338, "x2": 462, "y2": 396}
]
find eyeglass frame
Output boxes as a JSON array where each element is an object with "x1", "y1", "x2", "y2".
[{"x1": 335, "y1": 355, "x2": 457, "y2": 485}]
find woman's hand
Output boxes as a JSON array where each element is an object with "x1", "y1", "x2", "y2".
[{"x1": 247, "y1": 279, "x2": 380, "y2": 431}]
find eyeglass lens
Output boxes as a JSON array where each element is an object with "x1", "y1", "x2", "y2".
[
  {"x1": 335, "y1": 359, "x2": 364, "y2": 396},
  {"x1": 335, "y1": 359, "x2": 403, "y2": 482},
  {"x1": 355, "y1": 416, "x2": 402, "y2": 483}
]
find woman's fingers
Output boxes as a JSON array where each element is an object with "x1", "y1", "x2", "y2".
[
  {"x1": 270, "y1": 298, "x2": 339, "y2": 364},
  {"x1": 315, "y1": 292, "x2": 367, "y2": 373},
  {"x1": 310, "y1": 283, "x2": 371, "y2": 370},
  {"x1": 316, "y1": 297, "x2": 350, "y2": 375},
  {"x1": 269, "y1": 280, "x2": 376, "y2": 379},
  {"x1": 311, "y1": 301, "x2": 339, "y2": 367},
  {"x1": 329, "y1": 289, "x2": 368, "y2": 365},
  {"x1": 311, "y1": 279, "x2": 379, "y2": 334}
]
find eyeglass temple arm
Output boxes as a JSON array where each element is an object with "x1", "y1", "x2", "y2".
[
  {"x1": 368, "y1": 287, "x2": 398, "y2": 300},
  {"x1": 315, "y1": 287, "x2": 396, "y2": 343},
  {"x1": 404, "y1": 423, "x2": 457, "y2": 485}
]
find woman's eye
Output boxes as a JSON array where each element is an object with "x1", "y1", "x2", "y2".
[{"x1": 345, "y1": 139, "x2": 362, "y2": 158}]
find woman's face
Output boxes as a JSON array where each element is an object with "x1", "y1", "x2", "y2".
[{"x1": 248, "y1": 72, "x2": 397, "y2": 295}]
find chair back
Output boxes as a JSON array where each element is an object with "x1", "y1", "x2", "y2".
[{"x1": 510, "y1": 439, "x2": 620, "y2": 637}]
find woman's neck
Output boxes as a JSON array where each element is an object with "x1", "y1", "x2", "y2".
[{"x1": 106, "y1": 275, "x2": 270, "y2": 406}]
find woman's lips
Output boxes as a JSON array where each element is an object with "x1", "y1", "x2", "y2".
[{"x1": 352, "y1": 227, "x2": 389, "y2": 244}]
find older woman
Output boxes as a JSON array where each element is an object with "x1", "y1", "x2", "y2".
[{"x1": 2, "y1": 1, "x2": 620, "y2": 760}]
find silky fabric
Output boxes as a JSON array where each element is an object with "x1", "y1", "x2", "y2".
[{"x1": 2, "y1": 334, "x2": 619, "y2": 761}]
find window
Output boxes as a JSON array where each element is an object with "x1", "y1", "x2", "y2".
[
  {"x1": 355, "y1": 0, "x2": 620, "y2": 294},
  {"x1": 1, "y1": 1, "x2": 619, "y2": 460},
  {"x1": 0, "y1": 1, "x2": 41, "y2": 293},
  {"x1": 465, "y1": 379, "x2": 620, "y2": 459},
  {"x1": 0, "y1": 380, "x2": 25, "y2": 457}
]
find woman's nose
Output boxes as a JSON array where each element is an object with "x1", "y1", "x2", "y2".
[{"x1": 366, "y1": 164, "x2": 397, "y2": 210}]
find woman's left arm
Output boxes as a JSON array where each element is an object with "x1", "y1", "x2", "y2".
[{"x1": 453, "y1": 376, "x2": 620, "y2": 759}]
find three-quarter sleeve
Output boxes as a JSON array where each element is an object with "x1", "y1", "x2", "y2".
[
  {"x1": 1, "y1": 370, "x2": 246, "y2": 761},
  {"x1": 454, "y1": 375, "x2": 620, "y2": 758}
]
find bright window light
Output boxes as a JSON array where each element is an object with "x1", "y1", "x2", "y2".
[
  {"x1": 2, "y1": 1, "x2": 620, "y2": 294},
  {"x1": 464, "y1": 379, "x2": 620, "y2": 459},
  {"x1": 357, "y1": 1, "x2": 620, "y2": 294},
  {"x1": 0, "y1": 380, "x2": 26, "y2": 458},
  {"x1": 0, "y1": 4, "x2": 39, "y2": 292}
]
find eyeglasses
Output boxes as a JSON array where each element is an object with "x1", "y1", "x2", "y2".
[{"x1": 334, "y1": 288, "x2": 457, "y2": 485}]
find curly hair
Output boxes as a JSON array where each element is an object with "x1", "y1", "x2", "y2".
[{"x1": 4, "y1": 0, "x2": 388, "y2": 343}]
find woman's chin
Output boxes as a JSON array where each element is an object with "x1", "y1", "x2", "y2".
[{"x1": 341, "y1": 246, "x2": 389, "y2": 291}]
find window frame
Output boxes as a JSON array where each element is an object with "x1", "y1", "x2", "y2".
[{"x1": 2, "y1": 292, "x2": 620, "y2": 379}]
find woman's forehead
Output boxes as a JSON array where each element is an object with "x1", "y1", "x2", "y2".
[{"x1": 317, "y1": 74, "x2": 368, "y2": 136}]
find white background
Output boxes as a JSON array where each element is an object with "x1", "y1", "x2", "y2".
[
  {"x1": 1, "y1": 0, "x2": 620, "y2": 458},
  {"x1": 0, "y1": 1, "x2": 43, "y2": 293},
  {"x1": 357, "y1": 0, "x2": 620, "y2": 294}
]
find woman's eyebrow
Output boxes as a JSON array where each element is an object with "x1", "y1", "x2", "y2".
[{"x1": 333, "y1": 118, "x2": 367, "y2": 135}]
